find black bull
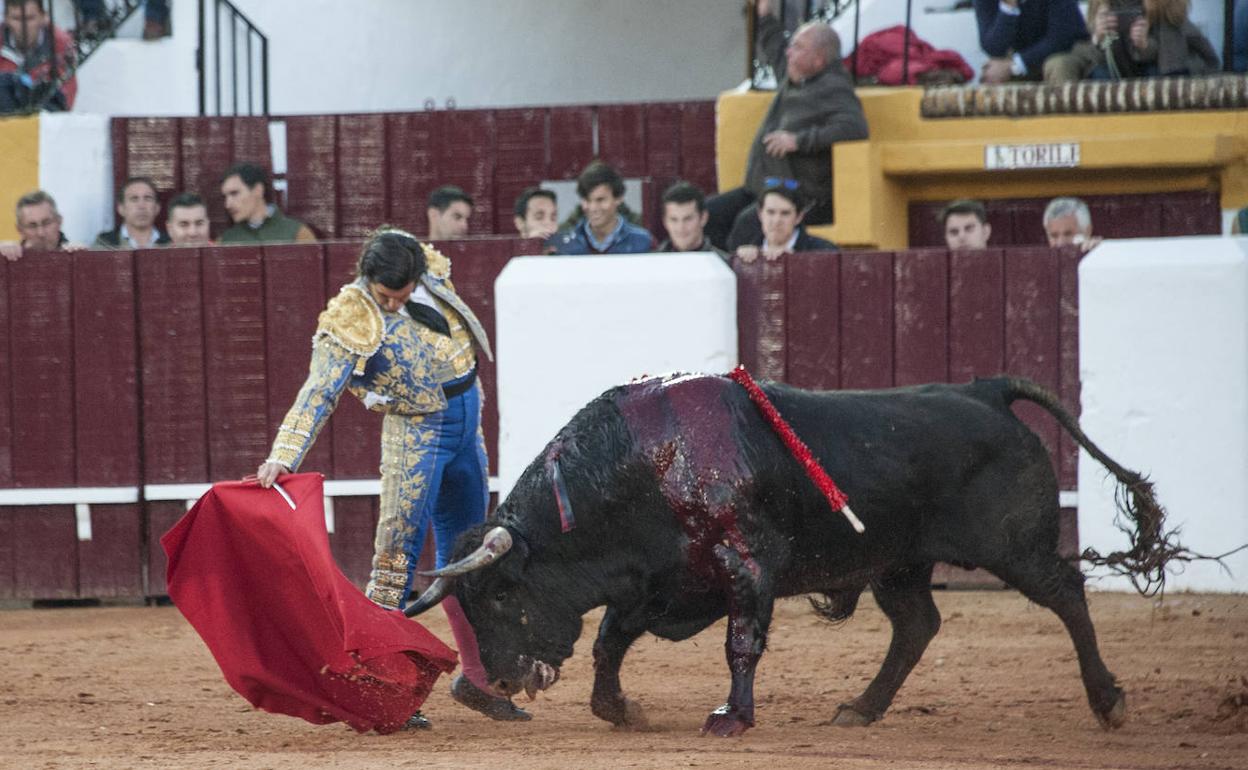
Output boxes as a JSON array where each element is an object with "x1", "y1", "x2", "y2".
[{"x1": 408, "y1": 374, "x2": 1175, "y2": 736}]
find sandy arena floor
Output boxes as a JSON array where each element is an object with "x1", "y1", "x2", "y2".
[{"x1": 1, "y1": 589, "x2": 1245, "y2": 770}]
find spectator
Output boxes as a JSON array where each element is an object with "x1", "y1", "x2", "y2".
[
  {"x1": 1, "y1": 0, "x2": 76, "y2": 112},
  {"x1": 218, "y1": 163, "x2": 316, "y2": 244},
  {"x1": 657, "y1": 181, "x2": 729, "y2": 262},
  {"x1": 426, "y1": 185, "x2": 473, "y2": 240},
  {"x1": 165, "y1": 192, "x2": 213, "y2": 246},
  {"x1": 973, "y1": 0, "x2": 1088, "y2": 84},
  {"x1": 1043, "y1": 197, "x2": 1101, "y2": 250},
  {"x1": 94, "y1": 176, "x2": 170, "y2": 249},
  {"x1": 1048, "y1": 0, "x2": 1219, "y2": 81},
  {"x1": 706, "y1": 0, "x2": 868, "y2": 251},
  {"x1": 941, "y1": 199, "x2": 993, "y2": 250},
  {"x1": 512, "y1": 186, "x2": 558, "y2": 241},
  {"x1": 735, "y1": 179, "x2": 836, "y2": 263},
  {"x1": 551, "y1": 161, "x2": 653, "y2": 255},
  {"x1": 1, "y1": 189, "x2": 84, "y2": 260}
]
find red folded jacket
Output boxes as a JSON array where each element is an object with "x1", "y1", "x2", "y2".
[{"x1": 161, "y1": 473, "x2": 457, "y2": 733}]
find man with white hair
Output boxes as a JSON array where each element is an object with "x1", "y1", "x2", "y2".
[
  {"x1": 1043, "y1": 197, "x2": 1100, "y2": 251},
  {"x1": 705, "y1": 0, "x2": 869, "y2": 251}
]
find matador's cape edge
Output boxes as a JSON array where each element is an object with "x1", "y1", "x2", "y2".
[{"x1": 161, "y1": 473, "x2": 457, "y2": 734}]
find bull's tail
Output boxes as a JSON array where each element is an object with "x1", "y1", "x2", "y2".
[{"x1": 998, "y1": 377, "x2": 1184, "y2": 597}]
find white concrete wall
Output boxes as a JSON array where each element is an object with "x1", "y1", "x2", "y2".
[
  {"x1": 38, "y1": 113, "x2": 112, "y2": 244},
  {"x1": 70, "y1": 0, "x2": 743, "y2": 116},
  {"x1": 1078, "y1": 237, "x2": 1248, "y2": 592},
  {"x1": 493, "y1": 252, "x2": 737, "y2": 498},
  {"x1": 71, "y1": 0, "x2": 201, "y2": 116}
]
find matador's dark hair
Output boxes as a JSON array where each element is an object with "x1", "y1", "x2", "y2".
[{"x1": 357, "y1": 226, "x2": 427, "y2": 289}]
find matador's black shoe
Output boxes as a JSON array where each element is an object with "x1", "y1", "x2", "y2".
[
  {"x1": 402, "y1": 711, "x2": 432, "y2": 730},
  {"x1": 450, "y1": 674, "x2": 532, "y2": 721}
]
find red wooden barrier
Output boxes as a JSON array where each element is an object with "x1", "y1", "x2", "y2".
[
  {"x1": 909, "y1": 190, "x2": 1221, "y2": 248},
  {"x1": 137, "y1": 248, "x2": 209, "y2": 483},
  {"x1": 5, "y1": 240, "x2": 1086, "y2": 599},
  {"x1": 109, "y1": 103, "x2": 721, "y2": 247},
  {"x1": 285, "y1": 116, "x2": 340, "y2": 239},
  {"x1": 335, "y1": 114, "x2": 388, "y2": 240},
  {"x1": 0, "y1": 259, "x2": 13, "y2": 488},
  {"x1": 735, "y1": 245, "x2": 1084, "y2": 578}
]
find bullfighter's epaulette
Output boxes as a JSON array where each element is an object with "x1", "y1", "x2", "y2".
[
  {"x1": 420, "y1": 243, "x2": 451, "y2": 280},
  {"x1": 315, "y1": 283, "x2": 382, "y2": 375}
]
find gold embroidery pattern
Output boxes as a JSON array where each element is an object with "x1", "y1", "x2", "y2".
[
  {"x1": 420, "y1": 243, "x2": 451, "y2": 279},
  {"x1": 366, "y1": 412, "x2": 437, "y2": 606},
  {"x1": 346, "y1": 313, "x2": 451, "y2": 415},
  {"x1": 316, "y1": 284, "x2": 383, "y2": 376},
  {"x1": 266, "y1": 339, "x2": 356, "y2": 470}
]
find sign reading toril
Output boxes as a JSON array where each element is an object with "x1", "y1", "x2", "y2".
[{"x1": 984, "y1": 142, "x2": 1080, "y2": 171}]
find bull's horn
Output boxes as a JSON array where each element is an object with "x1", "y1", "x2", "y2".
[
  {"x1": 404, "y1": 576, "x2": 453, "y2": 617},
  {"x1": 420, "y1": 526, "x2": 513, "y2": 578}
]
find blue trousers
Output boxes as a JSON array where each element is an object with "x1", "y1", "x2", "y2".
[{"x1": 366, "y1": 380, "x2": 489, "y2": 609}]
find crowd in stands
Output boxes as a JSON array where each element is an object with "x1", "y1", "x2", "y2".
[
  {"x1": 938, "y1": 196, "x2": 1101, "y2": 252},
  {"x1": 1, "y1": 0, "x2": 170, "y2": 115},
  {"x1": 4, "y1": 0, "x2": 1247, "y2": 260},
  {"x1": 975, "y1": 0, "x2": 1233, "y2": 83}
]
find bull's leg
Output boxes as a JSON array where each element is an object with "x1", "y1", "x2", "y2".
[
  {"x1": 703, "y1": 544, "x2": 774, "y2": 738},
  {"x1": 834, "y1": 563, "x2": 941, "y2": 727},
  {"x1": 992, "y1": 557, "x2": 1126, "y2": 729},
  {"x1": 591, "y1": 606, "x2": 648, "y2": 728}
]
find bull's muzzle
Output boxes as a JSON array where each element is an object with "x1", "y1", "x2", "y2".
[{"x1": 492, "y1": 656, "x2": 560, "y2": 701}]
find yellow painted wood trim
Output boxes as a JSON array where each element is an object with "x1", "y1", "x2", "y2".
[
  {"x1": 0, "y1": 115, "x2": 40, "y2": 241},
  {"x1": 880, "y1": 135, "x2": 1247, "y2": 176}
]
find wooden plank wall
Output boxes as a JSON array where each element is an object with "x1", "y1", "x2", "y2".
[
  {"x1": 109, "y1": 103, "x2": 719, "y2": 246},
  {"x1": 908, "y1": 191, "x2": 1221, "y2": 248},
  {"x1": 4, "y1": 241, "x2": 1089, "y2": 598},
  {"x1": 0, "y1": 238, "x2": 536, "y2": 600},
  {"x1": 737, "y1": 247, "x2": 1085, "y2": 584}
]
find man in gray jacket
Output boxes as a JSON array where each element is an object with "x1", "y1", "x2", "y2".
[{"x1": 706, "y1": 0, "x2": 869, "y2": 250}]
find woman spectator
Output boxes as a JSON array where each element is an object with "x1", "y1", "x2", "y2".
[{"x1": 1046, "y1": 0, "x2": 1218, "y2": 82}]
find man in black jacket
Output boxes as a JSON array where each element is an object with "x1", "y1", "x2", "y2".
[
  {"x1": 734, "y1": 179, "x2": 837, "y2": 263},
  {"x1": 707, "y1": 0, "x2": 868, "y2": 251},
  {"x1": 94, "y1": 176, "x2": 171, "y2": 249}
]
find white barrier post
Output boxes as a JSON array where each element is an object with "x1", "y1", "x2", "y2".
[
  {"x1": 494, "y1": 252, "x2": 737, "y2": 499},
  {"x1": 1079, "y1": 237, "x2": 1248, "y2": 592}
]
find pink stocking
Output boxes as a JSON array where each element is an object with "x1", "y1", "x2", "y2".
[{"x1": 442, "y1": 595, "x2": 493, "y2": 693}]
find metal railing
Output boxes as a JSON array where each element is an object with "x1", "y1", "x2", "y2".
[
  {"x1": 197, "y1": 0, "x2": 269, "y2": 116},
  {"x1": 750, "y1": 0, "x2": 1244, "y2": 87},
  {"x1": 3, "y1": 0, "x2": 144, "y2": 113},
  {"x1": 748, "y1": 0, "x2": 912, "y2": 88}
]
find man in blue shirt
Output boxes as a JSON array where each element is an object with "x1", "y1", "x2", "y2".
[
  {"x1": 552, "y1": 161, "x2": 653, "y2": 255},
  {"x1": 975, "y1": 0, "x2": 1088, "y2": 83}
]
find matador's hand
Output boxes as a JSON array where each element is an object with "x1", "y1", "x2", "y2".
[{"x1": 255, "y1": 461, "x2": 288, "y2": 488}]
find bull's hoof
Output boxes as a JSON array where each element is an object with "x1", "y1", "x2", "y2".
[
  {"x1": 592, "y1": 694, "x2": 649, "y2": 729},
  {"x1": 1094, "y1": 690, "x2": 1127, "y2": 730},
  {"x1": 831, "y1": 702, "x2": 877, "y2": 727},
  {"x1": 701, "y1": 704, "x2": 754, "y2": 737}
]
